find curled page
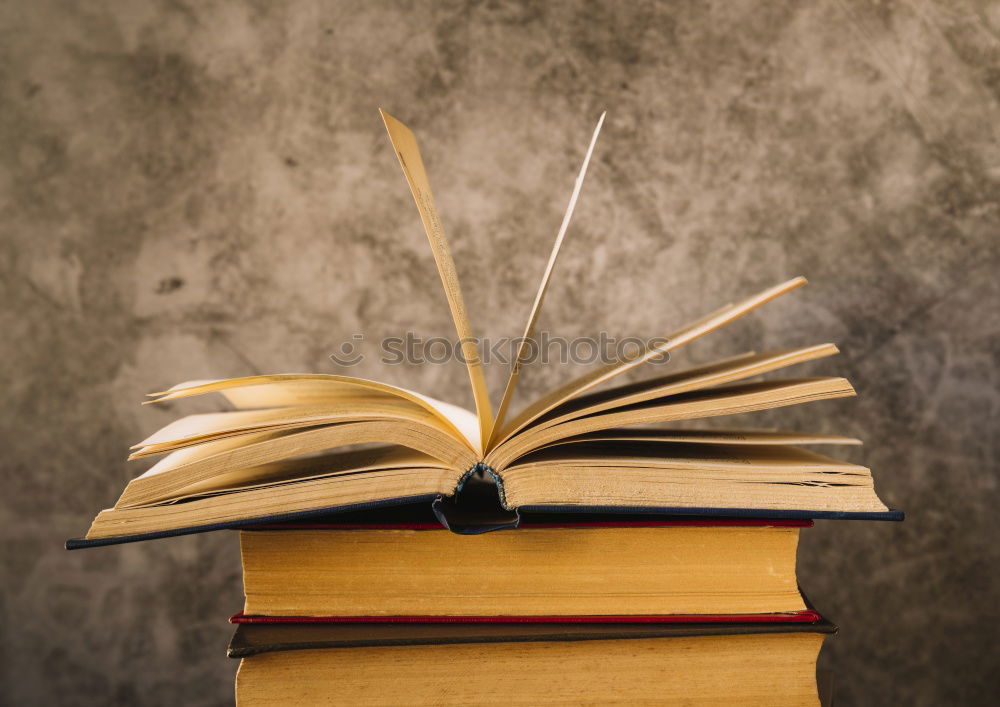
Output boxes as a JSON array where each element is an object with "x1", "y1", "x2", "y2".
[
  {"x1": 493, "y1": 277, "x2": 808, "y2": 444},
  {"x1": 146, "y1": 374, "x2": 480, "y2": 453},
  {"x1": 380, "y1": 110, "x2": 493, "y2": 453},
  {"x1": 491, "y1": 112, "x2": 607, "y2": 446}
]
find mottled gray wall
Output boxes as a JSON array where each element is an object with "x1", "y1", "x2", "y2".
[{"x1": 2, "y1": 1, "x2": 998, "y2": 704}]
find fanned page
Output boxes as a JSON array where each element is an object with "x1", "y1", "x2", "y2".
[
  {"x1": 494, "y1": 277, "x2": 807, "y2": 446},
  {"x1": 129, "y1": 401, "x2": 450, "y2": 456},
  {"x1": 491, "y1": 112, "x2": 606, "y2": 443},
  {"x1": 486, "y1": 377, "x2": 857, "y2": 469},
  {"x1": 535, "y1": 429, "x2": 862, "y2": 450},
  {"x1": 530, "y1": 344, "x2": 841, "y2": 431},
  {"x1": 119, "y1": 425, "x2": 477, "y2": 508},
  {"x1": 146, "y1": 374, "x2": 479, "y2": 453},
  {"x1": 380, "y1": 110, "x2": 493, "y2": 452},
  {"x1": 121, "y1": 445, "x2": 453, "y2": 509}
]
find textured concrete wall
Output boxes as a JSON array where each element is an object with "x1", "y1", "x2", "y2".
[{"x1": 2, "y1": 1, "x2": 998, "y2": 704}]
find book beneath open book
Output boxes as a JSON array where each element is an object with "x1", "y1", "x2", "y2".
[
  {"x1": 235, "y1": 521, "x2": 815, "y2": 618},
  {"x1": 71, "y1": 110, "x2": 897, "y2": 548}
]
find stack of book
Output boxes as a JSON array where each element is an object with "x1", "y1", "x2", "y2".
[
  {"x1": 229, "y1": 514, "x2": 841, "y2": 705},
  {"x1": 69, "y1": 110, "x2": 900, "y2": 705}
]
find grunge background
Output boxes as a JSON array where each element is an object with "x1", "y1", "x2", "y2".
[{"x1": 3, "y1": 1, "x2": 997, "y2": 704}]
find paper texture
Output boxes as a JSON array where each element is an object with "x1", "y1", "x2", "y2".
[{"x1": 380, "y1": 109, "x2": 493, "y2": 453}]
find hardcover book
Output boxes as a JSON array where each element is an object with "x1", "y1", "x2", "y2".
[
  {"x1": 70, "y1": 110, "x2": 899, "y2": 549},
  {"x1": 236, "y1": 520, "x2": 815, "y2": 618},
  {"x1": 230, "y1": 620, "x2": 837, "y2": 706}
]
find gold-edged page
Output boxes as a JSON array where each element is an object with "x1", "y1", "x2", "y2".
[
  {"x1": 491, "y1": 112, "x2": 607, "y2": 444},
  {"x1": 146, "y1": 375, "x2": 480, "y2": 453},
  {"x1": 493, "y1": 277, "x2": 808, "y2": 445},
  {"x1": 380, "y1": 109, "x2": 493, "y2": 453}
]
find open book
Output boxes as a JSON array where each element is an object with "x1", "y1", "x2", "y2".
[{"x1": 71, "y1": 110, "x2": 897, "y2": 548}]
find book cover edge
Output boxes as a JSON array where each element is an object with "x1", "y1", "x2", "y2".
[
  {"x1": 226, "y1": 617, "x2": 839, "y2": 658},
  {"x1": 67, "y1": 499, "x2": 903, "y2": 549}
]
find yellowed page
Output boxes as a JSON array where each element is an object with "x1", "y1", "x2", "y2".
[
  {"x1": 129, "y1": 446, "x2": 452, "y2": 507},
  {"x1": 509, "y1": 442, "x2": 869, "y2": 473},
  {"x1": 487, "y1": 376, "x2": 855, "y2": 468},
  {"x1": 491, "y1": 112, "x2": 606, "y2": 444},
  {"x1": 380, "y1": 109, "x2": 493, "y2": 450},
  {"x1": 532, "y1": 344, "x2": 840, "y2": 430},
  {"x1": 494, "y1": 277, "x2": 807, "y2": 445},
  {"x1": 501, "y1": 463, "x2": 887, "y2": 513},
  {"x1": 240, "y1": 526, "x2": 804, "y2": 617},
  {"x1": 235, "y1": 634, "x2": 823, "y2": 707},
  {"x1": 137, "y1": 429, "x2": 294, "y2": 477},
  {"x1": 120, "y1": 423, "x2": 475, "y2": 507},
  {"x1": 533, "y1": 429, "x2": 862, "y2": 451},
  {"x1": 86, "y1": 468, "x2": 463, "y2": 539},
  {"x1": 129, "y1": 400, "x2": 453, "y2": 458},
  {"x1": 172, "y1": 452, "x2": 451, "y2": 502},
  {"x1": 146, "y1": 374, "x2": 479, "y2": 453}
]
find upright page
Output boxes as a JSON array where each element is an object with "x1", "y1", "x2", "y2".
[{"x1": 380, "y1": 110, "x2": 493, "y2": 452}]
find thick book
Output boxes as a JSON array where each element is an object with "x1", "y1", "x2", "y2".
[
  {"x1": 235, "y1": 520, "x2": 815, "y2": 618},
  {"x1": 230, "y1": 620, "x2": 837, "y2": 706},
  {"x1": 70, "y1": 110, "x2": 900, "y2": 549}
]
